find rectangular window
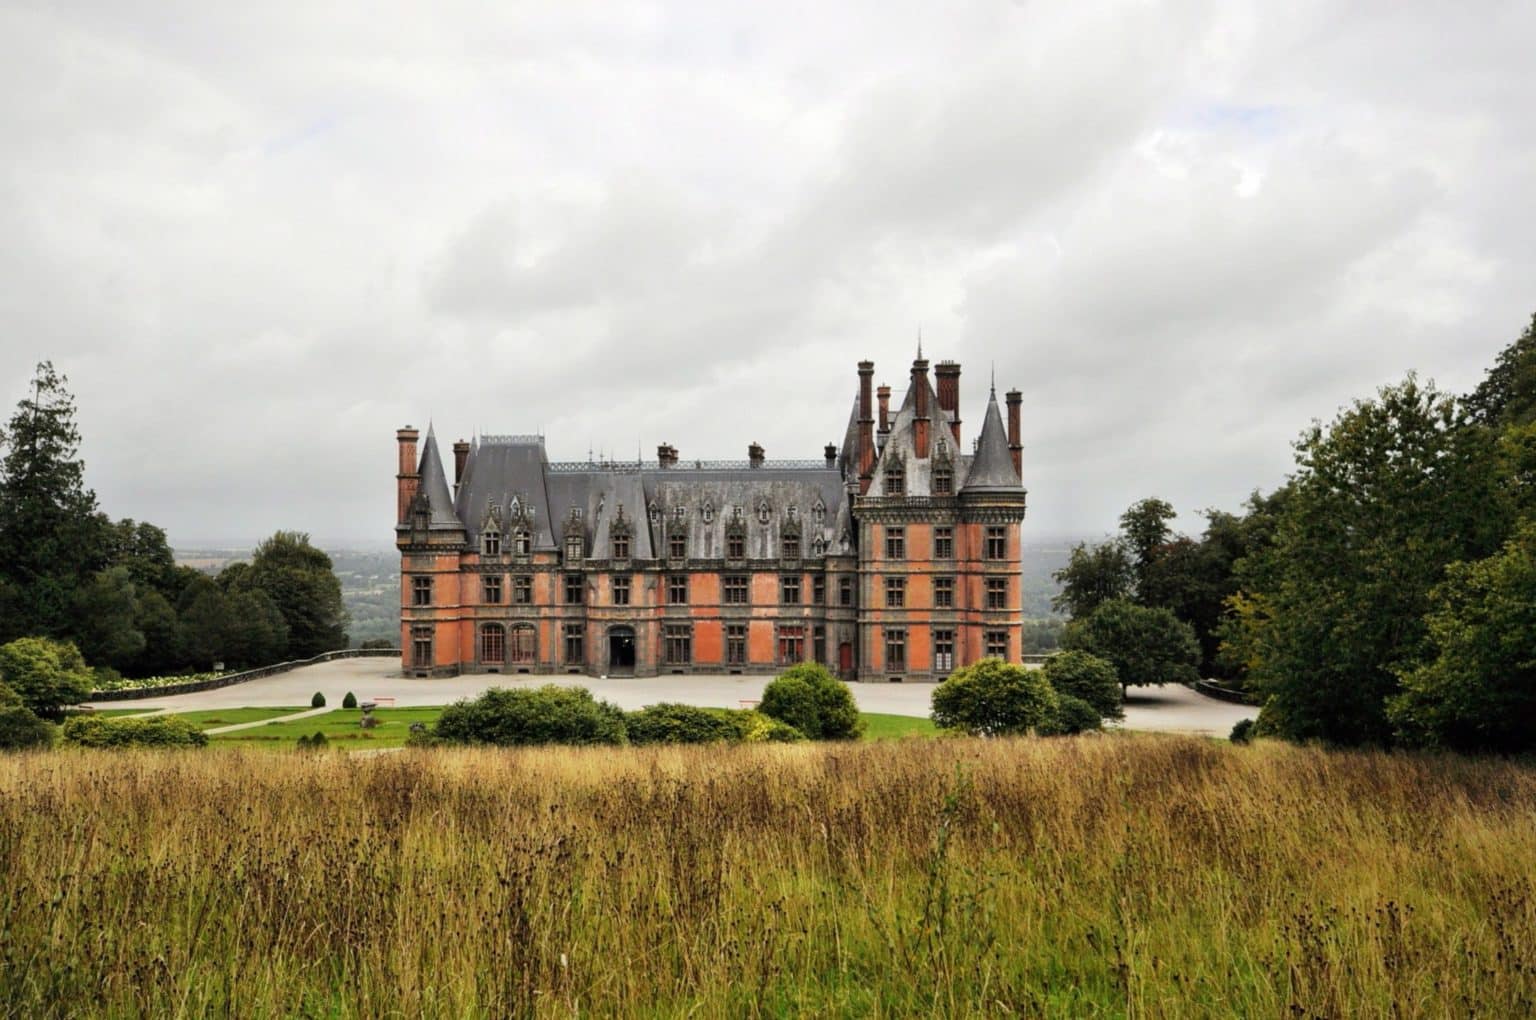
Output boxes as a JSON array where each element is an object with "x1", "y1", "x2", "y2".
[
  {"x1": 812, "y1": 575, "x2": 825, "y2": 605},
  {"x1": 777, "y1": 625, "x2": 805, "y2": 665},
  {"x1": 667, "y1": 575, "x2": 689, "y2": 605},
  {"x1": 612, "y1": 533, "x2": 630, "y2": 560},
  {"x1": 483, "y1": 532, "x2": 501, "y2": 556},
  {"x1": 885, "y1": 526, "x2": 905, "y2": 559},
  {"x1": 482, "y1": 576, "x2": 502, "y2": 604},
  {"x1": 411, "y1": 576, "x2": 432, "y2": 606},
  {"x1": 723, "y1": 575, "x2": 749, "y2": 605},
  {"x1": 885, "y1": 466, "x2": 904, "y2": 496},
  {"x1": 885, "y1": 576, "x2": 905, "y2": 608},
  {"x1": 885, "y1": 628, "x2": 906, "y2": 672},
  {"x1": 664, "y1": 624, "x2": 692, "y2": 665},
  {"x1": 783, "y1": 534, "x2": 800, "y2": 559},
  {"x1": 726, "y1": 624, "x2": 747, "y2": 665},
  {"x1": 813, "y1": 625, "x2": 826, "y2": 665},
  {"x1": 411, "y1": 626, "x2": 433, "y2": 668},
  {"x1": 933, "y1": 576, "x2": 954, "y2": 609},
  {"x1": 933, "y1": 466, "x2": 953, "y2": 495},
  {"x1": 565, "y1": 535, "x2": 584, "y2": 562},
  {"x1": 509, "y1": 626, "x2": 535, "y2": 664},
  {"x1": 781, "y1": 575, "x2": 802, "y2": 605},
  {"x1": 986, "y1": 576, "x2": 1007, "y2": 610},
  {"x1": 564, "y1": 623, "x2": 584, "y2": 665},
  {"x1": 513, "y1": 575, "x2": 532, "y2": 605},
  {"x1": 669, "y1": 532, "x2": 687, "y2": 559},
  {"x1": 933, "y1": 629, "x2": 954, "y2": 673},
  {"x1": 839, "y1": 577, "x2": 854, "y2": 607},
  {"x1": 513, "y1": 530, "x2": 531, "y2": 557},
  {"x1": 934, "y1": 527, "x2": 953, "y2": 559},
  {"x1": 986, "y1": 630, "x2": 1008, "y2": 659},
  {"x1": 565, "y1": 574, "x2": 583, "y2": 604},
  {"x1": 986, "y1": 526, "x2": 1007, "y2": 560},
  {"x1": 727, "y1": 531, "x2": 745, "y2": 559},
  {"x1": 480, "y1": 625, "x2": 504, "y2": 664},
  {"x1": 612, "y1": 576, "x2": 631, "y2": 606}
]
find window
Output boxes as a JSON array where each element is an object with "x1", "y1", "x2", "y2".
[
  {"x1": 885, "y1": 629, "x2": 906, "y2": 672},
  {"x1": 482, "y1": 576, "x2": 502, "y2": 604},
  {"x1": 612, "y1": 533, "x2": 630, "y2": 560},
  {"x1": 612, "y1": 576, "x2": 631, "y2": 606},
  {"x1": 565, "y1": 535, "x2": 584, "y2": 562},
  {"x1": 483, "y1": 531, "x2": 501, "y2": 556},
  {"x1": 987, "y1": 577, "x2": 1008, "y2": 610},
  {"x1": 813, "y1": 625, "x2": 826, "y2": 664},
  {"x1": 986, "y1": 630, "x2": 1008, "y2": 659},
  {"x1": 839, "y1": 577, "x2": 854, "y2": 607},
  {"x1": 512, "y1": 575, "x2": 532, "y2": 604},
  {"x1": 986, "y1": 526, "x2": 1007, "y2": 560},
  {"x1": 564, "y1": 623, "x2": 584, "y2": 665},
  {"x1": 669, "y1": 532, "x2": 687, "y2": 559},
  {"x1": 933, "y1": 629, "x2": 955, "y2": 672},
  {"x1": 480, "y1": 624, "x2": 504, "y2": 664},
  {"x1": 411, "y1": 576, "x2": 432, "y2": 606},
  {"x1": 934, "y1": 527, "x2": 953, "y2": 559},
  {"x1": 812, "y1": 575, "x2": 825, "y2": 605},
  {"x1": 783, "y1": 534, "x2": 800, "y2": 559},
  {"x1": 777, "y1": 625, "x2": 805, "y2": 665},
  {"x1": 667, "y1": 575, "x2": 689, "y2": 605},
  {"x1": 664, "y1": 624, "x2": 692, "y2": 665},
  {"x1": 565, "y1": 574, "x2": 584, "y2": 604},
  {"x1": 885, "y1": 527, "x2": 905, "y2": 559},
  {"x1": 727, "y1": 529, "x2": 745, "y2": 560},
  {"x1": 726, "y1": 624, "x2": 747, "y2": 665},
  {"x1": 885, "y1": 577, "x2": 905, "y2": 608},
  {"x1": 933, "y1": 576, "x2": 954, "y2": 609},
  {"x1": 933, "y1": 464, "x2": 953, "y2": 495},
  {"x1": 781, "y1": 575, "x2": 801, "y2": 605},
  {"x1": 513, "y1": 529, "x2": 531, "y2": 557},
  {"x1": 723, "y1": 575, "x2": 749, "y2": 605},
  {"x1": 509, "y1": 625, "x2": 535, "y2": 664},
  {"x1": 885, "y1": 460, "x2": 904, "y2": 496},
  {"x1": 411, "y1": 626, "x2": 433, "y2": 668}
]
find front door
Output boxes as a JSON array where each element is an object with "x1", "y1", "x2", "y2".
[
  {"x1": 838, "y1": 641, "x2": 853, "y2": 679},
  {"x1": 608, "y1": 626, "x2": 636, "y2": 676}
]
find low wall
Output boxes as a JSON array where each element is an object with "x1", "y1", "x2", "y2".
[
  {"x1": 89, "y1": 648, "x2": 401, "y2": 702},
  {"x1": 1194, "y1": 679, "x2": 1260, "y2": 706}
]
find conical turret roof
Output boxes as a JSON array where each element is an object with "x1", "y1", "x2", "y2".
[
  {"x1": 961, "y1": 389, "x2": 1020, "y2": 491},
  {"x1": 417, "y1": 426, "x2": 466, "y2": 530}
]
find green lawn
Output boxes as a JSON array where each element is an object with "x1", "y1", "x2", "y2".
[
  {"x1": 859, "y1": 712, "x2": 938, "y2": 740},
  {"x1": 211, "y1": 707, "x2": 446, "y2": 748},
  {"x1": 162, "y1": 707, "x2": 309, "y2": 730},
  {"x1": 75, "y1": 708, "x2": 156, "y2": 718}
]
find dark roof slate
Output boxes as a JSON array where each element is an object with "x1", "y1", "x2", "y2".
[{"x1": 961, "y1": 391, "x2": 1020, "y2": 491}]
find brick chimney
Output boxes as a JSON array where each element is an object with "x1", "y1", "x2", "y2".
[
  {"x1": 936, "y1": 361, "x2": 961, "y2": 445},
  {"x1": 396, "y1": 427, "x2": 420, "y2": 525},
  {"x1": 452, "y1": 439, "x2": 470, "y2": 496},
  {"x1": 748, "y1": 442, "x2": 765, "y2": 468},
  {"x1": 657, "y1": 443, "x2": 679, "y2": 468},
  {"x1": 912, "y1": 356, "x2": 931, "y2": 459},
  {"x1": 857, "y1": 360, "x2": 875, "y2": 493},
  {"x1": 1006, "y1": 389, "x2": 1023, "y2": 478},
  {"x1": 824, "y1": 443, "x2": 837, "y2": 467},
  {"x1": 876, "y1": 384, "x2": 891, "y2": 442}
]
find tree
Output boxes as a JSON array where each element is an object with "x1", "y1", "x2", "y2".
[
  {"x1": 1119, "y1": 497, "x2": 1176, "y2": 600},
  {"x1": 224, "y1": 590, "x2": 289, "y2": 668},
  {"x1": 759, "y1": 663, "x2": 862, "y2": 740},
  {"x1": 236, "y1": 532, "x2": 348, "y2": 657},
  {"x1": 930, "y1": 658, "x2": 1058, "y2": 736},
  {"x1": 178, "y1": 579, "x2": 235, "y2": 669},
  {"x1": 1467, "y1": 312, "x2": 1536, "y2": 427},
  {"x1": 1042, "y1": 650, "x2": 1123, "y2": 719},
  {"x1": 1387, "y1": 522, "x2": 1536, "y2": 753},
  {"x1": 128, "y1": 589, "x2": 183, "y2": 677},
  {"x1": 70, "y1": 567, "x2": 146, "y2": 671},
  {"x1": 0, "y1": 637, "x2": 94, "y2": 718},
  {"x1": 102, "y1": 519, "x2": 180, "y2": 600},
  {"x1": 1051, "y1": 540, "x2": 1134, "y2": 618},
  {"x1": 1231, "y1": 377, "x2": 1508, "y2": 745},
  {"x1": 1062, "y1": 598, "x2": 1199, "y2": 693}
]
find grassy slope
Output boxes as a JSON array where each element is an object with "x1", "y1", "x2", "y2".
[
  {"x1": 4, "y1": 736, "x2": 1533, "y2": 1017},
  {"x1": 160, "y1": 707, "x2": 308, "y2": 729}
]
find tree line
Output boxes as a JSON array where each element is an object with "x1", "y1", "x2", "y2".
[{"x1": 1053, "y1": 313, "x2": 1536, "y2": 754}]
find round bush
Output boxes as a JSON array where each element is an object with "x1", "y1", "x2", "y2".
[
  {"x1": 760, "y1": 663, "x2": 862, "y2": 740},
  {"x1": 1230, "y1": 718, "x2": 1256, "y2": 745},
  {"x1": 342, "y1": 691, "x2": 358, "y2": 709},
  {"x1": 60, "y1": 715, "x2": 208, "y2": 749},
  {"x1": 1042, "y1": 650, "x2": 1123, "y2": 720},
  {"x1": 736, "y1": 710, "x2": 805, "y2": 743},
  {"x1": 433, "y1": 686, "x2": 627, "y2": 747},
  {"x1": 626, "y1": 703, "x2": 743, "y2": 745},
  {"x1": 311, "y1": 691, "x2": 326, "y2": 708},
  {"x1": 0, "y1": 705, "x2": 55, "y2": 751},
  {"x1": 1041, "y1": 694, "x2": 1103, "y2": 737},
  {"x1": 930, "y1": 658, "x2": 1058, "y2": 736}
]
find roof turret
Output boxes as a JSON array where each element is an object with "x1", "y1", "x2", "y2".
[
  {"x1": 416, "y1": 426, "x2": 467, "y2": 530},
  {"x1": 961, "y1": 389, "x2": 1021, "y2": 491}
]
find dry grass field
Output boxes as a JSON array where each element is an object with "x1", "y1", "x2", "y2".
[{"x1": 2, "y1": 735, "x2": 1533, "y2": 1018}]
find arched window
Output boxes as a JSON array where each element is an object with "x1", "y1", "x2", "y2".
[{"x1": 480, "y1": 624, "x2": 505, "y2": 664}]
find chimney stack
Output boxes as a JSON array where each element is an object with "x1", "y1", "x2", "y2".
[
  {"x1": 935, "y1": 361, "x2": 961, "y2": 445},
  {"x1": 452, "y1": 439, "x2": 470, "y2": 495},
  {"x1": 1006, "y1": 389, "x2": 1023, "y2": 478},
  {"x1": 824, "y1": 442, "x2": 837, "y2": 467},
  {"x1": 876, "y1": 385, "x2": 891, "y2": 441},
  {"x1": 396, "y1": 427, "x2": 420, "y2": 525},
  {"x1": 748, "y1": 442, "x2": 765, "y2": 468},
  {"x1": 657, "y1": 443, "x2": 679, "y2": 468},
  {"x1": 857, "y1": 360, "x2": 875, "y2": 493},
  {"x1": 912, "y1": 356, "x2": 931, "y2": 459}
]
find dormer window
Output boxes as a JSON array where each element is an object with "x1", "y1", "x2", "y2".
[
  {"x1": 783, "y1": 534, "x2": 800, "y2": 560},
  {"x1": 668, "y1": 530, "x2": 687, "y2": 559},
  {"x1": 933, "y1": 463, "x2": 953, "y2": 495},
  {"x1": 648, "y1": 501, "x2": 661, "y2": 525},
  {"x1": 483, "y1": 531, "x2": 501, "y2": 556},
  {"x1": 812, "y1": 500, "x2": 825, "y2": 524},
  {"x1": 513, "y1": 529, "x2": 531, "y2": 557},
  {"x1": 757, "y1": 501, "x2": 771, "y2": 525},
  {"x1": 885, "y1": 459, "x2": 905, "y2": 496},
  {"x1": 702, "y1": 501, "x2": 715, "y2": 523},
  {"x1": 612, "y1": 533, "x2": 630, "y2": 560},
  {"x1": 565, "y1": 535, "x2": 584, "y2": 563}
]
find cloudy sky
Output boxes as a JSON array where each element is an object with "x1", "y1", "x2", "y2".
[{"x1": 3, "y1": 1, "x2": 1532, "y2": 547}]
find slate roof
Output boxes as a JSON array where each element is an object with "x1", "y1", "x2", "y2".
[
  {"x1": 961, "y1": 389, "x2": 1021, "y2": 491},
  {"x1": 417, "y1": 427, "x2": 468, "y2": 530}
]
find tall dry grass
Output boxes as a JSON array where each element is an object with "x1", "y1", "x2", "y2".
[{"x1": 1, "y1": 735, "x2": 1533, "y2": 1018}]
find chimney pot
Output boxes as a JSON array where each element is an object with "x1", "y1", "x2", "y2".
[
  {"x1": 824, "y1": 443, "x2": 837, "y2": 467},
  {"x1": 1005, "y1": 388, "x2": 1023, "y2": 478},
  {"x1": 935, "y1": 361, "x2": 962, "y2": 445},
  {"x1": 748, "y1": 442, "x2": 765, "y2": 467},
  {"x1": 876, "y1": 385, "x2": 892, "y2": 436}
]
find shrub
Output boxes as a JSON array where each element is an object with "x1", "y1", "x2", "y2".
[
  {"x1": 311, "y1": 691, "x2": 326, "y2": 708},
  {"x1": 359, "y1": 639, "x2": 394, "y2": 650},
  {"x1": 342, "y1": 691, "x2": 358, "y2": 709},
  {"x1": 0, "y1": 681, "x2": 19, "y2": 707},
  {"x1": 60, "y1": 715, "x2": 208, "y2": 749},
  {"x1": 1042, "y1": 650, "x2": 1123, "y2": 720},
  {"x1": 433, "y1": 686, "x2": 627, "y2": 747},
  {"x1": 297, "y1": 732, "x2": 329, "y2": 752},
  {"x1": 1040, "y1": 694, "x2": 1103, "y2": 737},
  {"x1": 404, "y1": 722, "x2": 444, "y2": 748},
  {"x1": 0, "y1": 637, "x2": 94, "y2": 718},
  {"x1": 1230, "y1": 718, "x2": 1256, "y2": 744},
  {"x1": 931, "y1": 658, "x2": 1058, "y2": 736},
  {"x1": 0, "y1": 705, "x2": 55, "y2": 751},
  {"x1": 627, "y1": 703, "x2": 743, "y2": 745},
  {"x1": 760, "y1": 664, "x2": 862, "y2": 740}
]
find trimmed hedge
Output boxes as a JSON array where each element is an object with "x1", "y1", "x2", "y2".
[
  {"x1": 434, "y1": 686, "x2": 627, "y2": 747},
  {"x1": 60, "y1": 715, "x2": 208, "y2": 749}
]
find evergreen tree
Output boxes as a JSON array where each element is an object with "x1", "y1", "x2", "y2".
[{"x1": 235, "y1": 532, "x2": 347, "y2": 657}]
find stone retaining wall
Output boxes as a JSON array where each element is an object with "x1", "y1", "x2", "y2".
[{"x1": 89, "y1": 649, "x2": 402, "y2": 702}]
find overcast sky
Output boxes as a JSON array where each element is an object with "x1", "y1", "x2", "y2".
[{"x1": 3, "y1": 1, "x2": 1532, "y2": 548}]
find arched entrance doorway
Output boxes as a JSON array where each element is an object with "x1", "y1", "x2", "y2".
[{"x1": 608, "y1": 626, "x2": 636, "y2": 676}]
